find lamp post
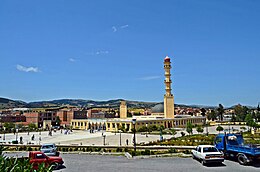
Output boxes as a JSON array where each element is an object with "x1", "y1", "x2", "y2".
[
  {"x1": 204, "y1": 119, "x2": 209, "y2": 136},
  {"x1": 39, "y1": 124, "x2": 42, "y2": 135},
  {"x1": 146, "y1": 123, "x2": 148, "y2": 137},
  {"x1": 228, "y1": 122, "x2": 231, "y2": 134},
  {"x1": 119, "y1": 130, "x2": 122, "y2": 146},
  {"x1": 3, "y1": 127, "x2": 6, "y2": 141},
  {"x1": 16, "y1": 128, "x2": 18, "y2": 142},
  {"x1": 103, "y1": 135, "x2": 106, "y2": 146},
  {"x1": 132, "y1": 118, "x2": 136, "y2": 154}
]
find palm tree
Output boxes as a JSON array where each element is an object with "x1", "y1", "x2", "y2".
[{"x1": 217, "y1": 104, "x2": 224, "y2": 121}]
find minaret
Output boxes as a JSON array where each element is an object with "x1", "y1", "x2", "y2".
[
  {"x1": 120, "y1": 101, "x2": 127, "y2": 119},
  {"x1": 164, "y1": 56, "x2": 175, "y2": 119}
]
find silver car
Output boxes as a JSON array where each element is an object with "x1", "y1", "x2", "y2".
[{"x1": 40, "y1": 143, "x2": 59, "y2": 156}]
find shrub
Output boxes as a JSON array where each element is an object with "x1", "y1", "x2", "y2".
[
  {"x1": 116, "y1": 148, "x2": 123, "y2": 152},
  {"x1": 141, "y1": 149, "x2": 151, "y2": 155},
  {"x1": 124, "y1": 148, "x2": 128, "y2": 152},
  {"x1": 95, "y1": 147, "x2": 101, "y2": 152},
  {"x1": 168, "y1": 148, "x2": 177, "y2": 153}
]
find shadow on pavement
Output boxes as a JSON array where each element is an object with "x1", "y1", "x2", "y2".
[
  {"x1": 54, "y1": 165, "x2": 66, "y2": 171},
  {"x1": 204, "y1": 163, "x2": 226, "y2": 167},
  {"x1": 193, "y1": 158, "x2": 226, "y2": 167},
  {"x1": 251, "y1": 162, "x2": 260, "y2": 168}
]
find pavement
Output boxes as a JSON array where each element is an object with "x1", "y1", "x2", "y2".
[{"x1": 0, "y1": 125, "x2": 245, "y2": 146}]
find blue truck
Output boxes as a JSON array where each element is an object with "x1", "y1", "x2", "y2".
[{"x1": 214, "y1": 133, "x2": 260, "y2": 165}]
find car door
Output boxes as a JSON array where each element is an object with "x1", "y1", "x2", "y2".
[
  {"x1": 193, "y1": 146, "x2": 200, "y2": 159},
  {"x1": 197, "y1": 147, "x2": 202, "y2": 159},
  {"x1": 32, "y1": 153, "x2": 48, "y2": 169}
]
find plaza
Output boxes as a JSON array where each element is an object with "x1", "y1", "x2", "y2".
[{"x1": 1, "y1": 125, "x2": 245, "y2": 146}]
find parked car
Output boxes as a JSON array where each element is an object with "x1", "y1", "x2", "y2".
[
  {"x1": 40, "y1": 143, "x2": 59, "y2": 156},
  {"x1": 17, "y1": 151, "x2": 64, "y2": 170},
  {"x1": 192, "y1": 145, "x2": 224, "y2": 165}
]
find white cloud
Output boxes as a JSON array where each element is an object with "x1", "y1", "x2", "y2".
[
  {"x1": 112, "y1": 25, "x2": 129, "y2": 32},
  {"x1": 96, "y1": 50, "x2": 109, "y2": 55},
  {"x1": 120, "y1": 25, "x2": 129, "y2": 29},
  {"x1": 112, "y1": 26, "x2": 117, "y2": 32},
  {"x1": 69, "y1": 58, "x2": 76, "y2": 62},
  {"x1": 139, "y1": 76, "x2": 161, "y2": 81},
  {"x1": 16, "y1": 64, "x2": 39, "y2": 73}
]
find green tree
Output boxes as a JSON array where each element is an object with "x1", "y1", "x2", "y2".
[
  {"x1": 208, "y1": 110, "x2": 217, "y2": 121},
  {"x1": 201, "y1": 108, "x2": 206, "y2": 117},
  {"x1": 217, "y1": 104, "x2": 224, "y2": 121},
  {"x1": 186, "y1": 122, "x2": 193, "y2": 135},
  {"x1": 231, "y1": 114, "x2": 236, "y2": 122},
  {"x1": 3, "y1": 122, "x2": 15, "y2": 132},
  {"x1": 216, "y1": 125, "x2": 224, "y2": 133},
  {"x1": 234, "y1": 104, "x2": 248, "y2": 121},
  {"x1": 28, "y1": 123, "x2": 37, "y2": 131},
  {"x1": 196, "y1": 125, "x2": 204, "y2": 134},
  {"x1": 245, "y1": 114, "x2": 256, "y2": 131},
  {"x1": 55, "y1": 116, "x2": 61, "y2": 126}
]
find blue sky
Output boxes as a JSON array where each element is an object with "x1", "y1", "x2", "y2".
[{"x1": 0, "y1": 0, "x2": 259, "y2": 107}]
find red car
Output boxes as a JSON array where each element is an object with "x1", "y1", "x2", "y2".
[{"x1": 29, "y1": 151, "x2": 64, "y2": 170}]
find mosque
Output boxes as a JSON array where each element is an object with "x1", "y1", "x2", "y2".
[{"x1": 105, "y1": 56, "x2": 205, "y2": 132}]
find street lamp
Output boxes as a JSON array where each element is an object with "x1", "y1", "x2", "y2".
[
  {"x1": 3, "y1": 127, "x2": 6, "y2": 141},
  {"x1": 146, "y1": 123, "x2": 148, "y2": 137},
  {"x1": 39, "y1": 124, "x2": 42, "y2": 135},
  {"x1": 103, "y1": 135, "x2": 106, "y2": 146},
  {"x1": 132, "y1": 118, "x2": 136, "y2": 155},
  {"x1": 119, "y1": 130, "x2": 122, "y2": 146},
  {"x1": 204, "y1": 119, "x2": 209, "y2": 136},
  {"x1": 228, "y1": 122, "x2": 231, "y2": 134},
  {"x1": 16, "y1": 128, "x2": 18, "y2": 142}
]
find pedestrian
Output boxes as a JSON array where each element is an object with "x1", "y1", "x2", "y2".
[
  {"x1": 31, "y1": 134, "x2": 35, "y2": 141},
  {"x1": 126, "y1": 139, "x2": 129, "y2": 146},
  {"x1": 20, "y1": 136, "x2": 23, "y2": 144}
]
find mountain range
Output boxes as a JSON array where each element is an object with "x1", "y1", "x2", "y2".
[{"x1": 0, "y1": 97, "x2": 226, "y2": 110}]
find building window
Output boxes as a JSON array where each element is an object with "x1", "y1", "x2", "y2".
[{"x1": 63, "y1": 111, "x2": 67, "y2": 121}]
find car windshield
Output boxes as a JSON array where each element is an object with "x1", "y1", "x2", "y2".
[
  {"x1": 203, "y1": 147, "x2": 218, "y2": 153},
  {"x1": 42, "y1": 145, "x2": 54, "y2": 149}
]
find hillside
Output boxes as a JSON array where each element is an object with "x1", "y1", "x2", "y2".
[
  {"x1": 0, "y1": 97, "x2": 27, "y2": 109},
  {"x1": 0, "y1": 97, "x2": 221, "y2": 110}
]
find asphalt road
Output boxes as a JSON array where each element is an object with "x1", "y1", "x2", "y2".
[{"x1": 54, "y1": 153, "x2": 260, "y2": 172}]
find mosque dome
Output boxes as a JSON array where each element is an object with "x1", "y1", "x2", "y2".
[{"x1": 151, "y1": 104, "x2": 164, "y2": 113}]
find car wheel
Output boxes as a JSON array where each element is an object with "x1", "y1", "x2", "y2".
[
  {"x1": 237, "y1": 154, "x2": 248, "y2": 165},
  {"x1": 201, "y1": 159, "x2": 206, "y2": 166},
  {"x1": 192, "y1": 154, "x2": 195, "y2": 159},
  {"x1": 51, "y1": 162, "x2": 59, "y2": 170}
]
